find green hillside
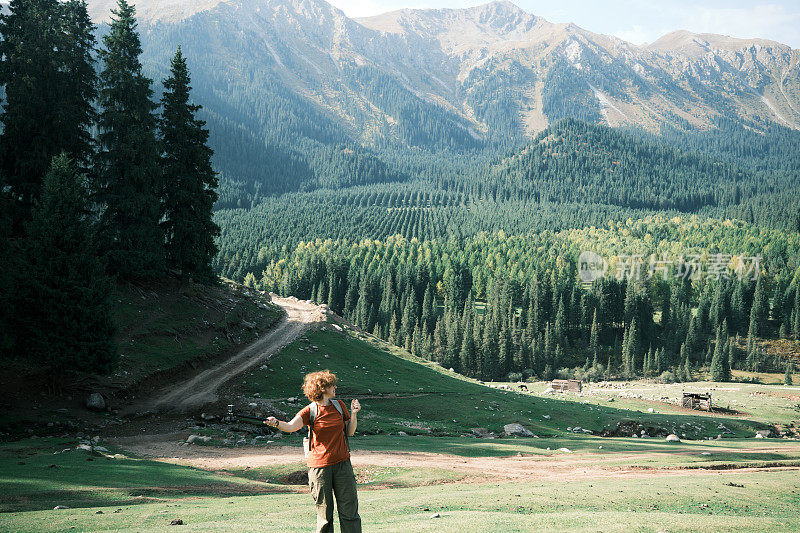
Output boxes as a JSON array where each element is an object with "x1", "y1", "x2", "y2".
[
  {"x1": 230, "y1": 326, "x2": 770, "y2": 440},
  {"x1": 109, "y1": 278, "x2": 282, "y2": 390},
  {"x1": 491, "y1": 118, "x2": 747, "y2": 212}
]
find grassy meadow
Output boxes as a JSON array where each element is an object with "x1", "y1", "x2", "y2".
[
  {"x1": 3, "y1": 324, "x2": 799, "y2": 531},
  {"x1": 232, "y1": 326, "x2": 774, "y2": 440}
]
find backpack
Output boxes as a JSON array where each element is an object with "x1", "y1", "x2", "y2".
[{"x1": 303, "y1": 399, "x2": 350, "y2": 458}]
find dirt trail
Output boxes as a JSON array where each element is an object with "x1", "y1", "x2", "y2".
[
  {"x1": 128, "y1": 297, "x2": 326, "y2": 413},
  {"x1": 113, "y1": 435, "x2": 800, "y2": 483}
]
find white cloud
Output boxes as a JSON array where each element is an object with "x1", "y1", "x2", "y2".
[{"x1": 613, "y1": 25, "x2": 657, "y2": 45}]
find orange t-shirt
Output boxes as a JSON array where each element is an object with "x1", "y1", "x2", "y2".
[{"x1": 299, "y1": 400, "x2": 351, "y2": 468}]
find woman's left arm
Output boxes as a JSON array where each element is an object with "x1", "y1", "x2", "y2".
[{"x1": 347, "y1": 399, "x2": 360, "y2": 436}]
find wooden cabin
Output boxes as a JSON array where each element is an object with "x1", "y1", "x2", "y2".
[
  {"x1": 551, "y1": 379, "x2": 582, "y2": 393},
  {"x1": 682, "y1": 392, "x2": 712, "y2": 412}
]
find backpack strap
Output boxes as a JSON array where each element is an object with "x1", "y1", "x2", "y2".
[
  {"x1": 330, "y1": 399, "x2": 350, "y2": 452},
  {"x1": 307, "y1": 400, "x2": 350, "y2": 452},
  {"x1": 307, "y1": 403, "x2": 318, "y2": 450}
]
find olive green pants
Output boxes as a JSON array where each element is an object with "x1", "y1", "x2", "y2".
[{"x1": 307, "y1": 459, "x2": 362, "y2": 533}]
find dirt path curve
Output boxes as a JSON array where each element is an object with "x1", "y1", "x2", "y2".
[
  {"x1": 128, "y1": 297, "x2": 326, "y2": 413},
  {"x1": 113, "y1": 435, "x2": 800, "y2": 483}
]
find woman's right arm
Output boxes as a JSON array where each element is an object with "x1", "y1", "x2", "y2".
[{"x1": 265, "y1": 413, "x2": 304, "y2": 433}]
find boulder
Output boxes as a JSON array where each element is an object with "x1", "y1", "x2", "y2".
[
  {"x1": 665, "y1": 434, "x2": 681, "y2": 442},
  {"x1": 558, "y1": 447, "x2": 572, "y2": 453},
  {"x1": 85, "y1": 393, "x2": 106, "y2": 412},
  {"x1": 470, "y1": 428, "x2": 490, "y2": 437},
  {"x1": 755, "y1": 430, "x2": 771, "y2": 438},
  {"x1": 504, "y1": 423, "x2": 534, "y2": 438}
]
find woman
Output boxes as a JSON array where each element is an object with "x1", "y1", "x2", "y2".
[{"x1": 266, "y1": 370, "x2": 362, "y2": 533}]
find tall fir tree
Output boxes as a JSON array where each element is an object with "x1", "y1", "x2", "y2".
[
  {"x1": 160, "y1": 48, "x2": 220, "y2": 279},
  {"x1": 710, "y1": 324, "x2": 731, "y2": 382},
  {"x1": 57, "y1": 0, "x2": 98, "y2": 171},
  {"x1": 748, "y1": 276, "x2": 768, "y2": 338},
  {"x1": 460, "y1": 312, "x2": 476, "y2": 376},
  {"x1": 621, "y1": 325, "x2": 632, "y2": 378},
  {"x1": 728, "y1": 335, "x2": 738, "y2": 370},
  {"x1": 0, "y1": 0, "x2": 62, "y2": 226},
  {"x1": 553, "y1": 298, "x2": 566, "y2": 346},
  {"x1": 95, "y1": 0, "x2": 164, "y2": 277},
  {"x1": 793, "y1": 286, "x2": 800, "y2": 337},
  {"x1": 681, "y1": 344, "x2": 692, "y2": 382},
  {"x1": 589, "y1": 309, "x2": 599, "y2": 358},
  {"x1": 15, "y1": 154, "x2": 116, "y2": 373}
]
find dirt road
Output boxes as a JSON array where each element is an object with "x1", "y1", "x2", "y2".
[{"x1": 131, "y1": 296, "x2": 326, "y2": 413}]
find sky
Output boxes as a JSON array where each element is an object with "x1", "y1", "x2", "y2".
[{"x1": 326, "y1": 0, "x2": 800, "y2": 49}]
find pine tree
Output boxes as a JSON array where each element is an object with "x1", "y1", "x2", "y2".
[
  {"x1": 543, "y1": 323, "x2": 554, "y2": 370},
  {"x1": 621, "y1": 325, "x2": 632, "y2": 378},
  {"x1": 685, "y1": 314, "x2": 700, "y2": 358},
  {"x1": 730, "y1": 281, "x2": 745, "y2": 335},
  {"x1": 499, "y1": 321, "x2": 512, "y2": 375},
  {"x1": 711, "y1": 325, "x2": 731, "y2": 382},
  {"x1": 433, "y1": 318, "x2": 446, "y2": 363},
  {"x1": 58, "y1": 0, "x2": 98, "y2": 171},
  {"x1": 460, "y1": 315, "x2": 476, "y2": 376},
  {"x1": 710, "y1": 281, "x2": 726, "y2": 331},
  {"x1": 655, "y1": 347, "x2": 664, "y2": 375},
  {"x1": 388, "y1": 315, "x2": 399, "y2": 345},
  {"x1": 622, "y1": 318, "x2": 639, "y2": 378},
  {"x1": 0, "y1": 0, "x2": 62, "y2": 224},
  {"x1": 421, "y1": 286, "x2": 434, "y2": 333},
  {"x1": 554, "y1": 298, "x2": 566, "y2": 346},
  {"x1": 160, "y1": 46, "x2": 220, "y2": 280},
  {"x1": 482, "y1": 317, "x2": 499, "y2": 380},
  {"x1": 589, "y1": 308, "x2": 599, "y2": 358},
  {"x1": 446, "y1": 310, "x2": 462, "y2": 370},
  {"x1": 678, "y1": 343, "x2": 688, "y2": 381},
  {"x1": 728, "y1": 335, "x2": 738, "y2": 370},
  {"x1": 748, "y1": 276, "x2": 768, "y2": 338},
  {"x1": 786, "y1": 363, "x2": 793, "y2": 386},
  {"x1": 400, "y1": 296, "x2": 415, "y2": 345},
  {"x1": 95, "y1": 0, "x2": 163, "y2": 277},
  {"x1": 411, "y1": 325, "x2": 422, "y2": 357},
  {"x1": 553, "y1": 344, "x2": 563, "y2": 375},
  {"x1": 681, "y1": 344, "x2": 692, "y2": 382},
  {"x1": 793, "y1": 286, "x2": 800, "y2": 338},
  {"x1": 15, "y1": 155, "x2": 116, "y2": 373}
]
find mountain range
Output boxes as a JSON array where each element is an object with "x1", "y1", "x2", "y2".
[{"x1": 89, "y1": 0, "x2": 800, "y2": 142}]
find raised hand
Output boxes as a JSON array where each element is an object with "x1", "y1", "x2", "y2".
[{"x1": 351, "y1": 399, "x2": 361, "y2": 413}]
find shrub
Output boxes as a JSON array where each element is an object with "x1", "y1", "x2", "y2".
[{"x1": 658, "y1": 371, "x2": 677, "y2": 384}]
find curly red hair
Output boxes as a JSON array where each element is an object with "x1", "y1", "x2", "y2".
[{"x1": 302, "y1": 370, "x2": 338, "y2": 402}]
